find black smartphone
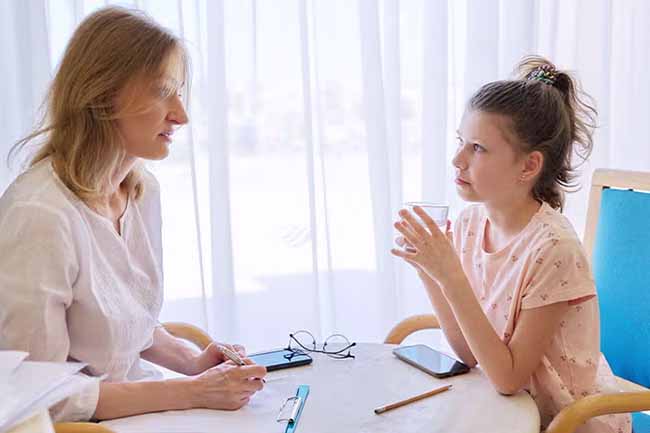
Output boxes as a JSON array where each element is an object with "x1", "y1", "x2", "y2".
[
  {"x1": 248, "y1": 349, "x2": 313, "y2": 371},
  {"x1": 393, "y1": 344, "x2": 470, "y2": 379}
]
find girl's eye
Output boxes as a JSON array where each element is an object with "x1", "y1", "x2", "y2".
[
  {"x1": 473, "y1": 143, "x2": 484, "y2": 152},
  {"x1": 456, "y1": 136, "x2": 463, "y2": 147}
]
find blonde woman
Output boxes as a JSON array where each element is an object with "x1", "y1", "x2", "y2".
[{"x1": 0, "y1": 7, "x2": 266, "y2": 422}]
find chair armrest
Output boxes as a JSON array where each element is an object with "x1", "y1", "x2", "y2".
[
  {"x1": 384, "y1": 314, "x2": 440, "y2": 344},
  {"x1": 54, "y1": 422, "x2": 114, "y2": 433},
  {"x1": 546, "y1": 391, "x2": 650, "y2": 433},
  {"x1": 162, "y1": 322, "x2": 213, "y2": 350}
]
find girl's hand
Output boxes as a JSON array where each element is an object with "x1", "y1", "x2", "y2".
[
  {"x1": 189, "y1": 361, "x2": 267, "y2": 410},
  {"x1": 391, "y1": 206, "x2": 462, "y2": 286},
  {"x1": 395, "y1": 220, "x2": 454, "y2": 276},
  {"x1": 191, "y1": 342, "x2": 248, "y2": 375}
]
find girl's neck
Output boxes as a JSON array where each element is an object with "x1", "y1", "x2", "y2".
[{"x1": 483, "y1": 197, "x2": 542, "y2": 239}]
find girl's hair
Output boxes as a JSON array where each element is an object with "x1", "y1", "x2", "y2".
[
  {"x1": 467, "y1": 55, "x2": 597, "y2": 211},
  {"x1": 10, "y1": 6, "x2": 189, "y2": 202}
]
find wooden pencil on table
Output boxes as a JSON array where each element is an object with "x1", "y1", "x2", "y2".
[{"x1": 374, "y1": 384, "x2": 452, "y2": 415}]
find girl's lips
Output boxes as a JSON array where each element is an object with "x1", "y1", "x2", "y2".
[{"x1": 455, "y1": 177, "x2": 470, "y2": 185}]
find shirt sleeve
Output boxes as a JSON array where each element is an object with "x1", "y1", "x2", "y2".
[
  {"x1": 0, "y1": 202, "x2": 99, "y2": 421},
  {"x1": 521, "y1": 237, "x2": 596, "y2": 310}
]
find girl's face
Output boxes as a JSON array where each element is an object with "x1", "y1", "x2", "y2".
[
  {"x1": 452, "y1": 110, "x2": 532, "y2": 206},
  {"x1": 115, "y1": 55, "x2": 189, "y2": 161}
]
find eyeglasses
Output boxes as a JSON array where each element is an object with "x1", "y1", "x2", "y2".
[{"x1": 286, "y1": 330, "x2": 356, "y2": 360}]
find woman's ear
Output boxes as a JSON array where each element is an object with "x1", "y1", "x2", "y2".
[{"x1": 520, "y1": 150, "x2": 544, "y2": 183}]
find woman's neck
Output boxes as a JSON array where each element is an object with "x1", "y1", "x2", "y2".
[{"x1": 87, "y1": 156, "x2": 137, "y2": 216}]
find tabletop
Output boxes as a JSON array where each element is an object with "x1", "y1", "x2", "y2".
[{"x1": 102, "y1": 343, "x2": 540, "y2": 433}]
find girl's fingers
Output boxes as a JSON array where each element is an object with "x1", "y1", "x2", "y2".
[
  {"x1": 394, "y1": 221, "x2": 419, "y2": 247},
  {"x1": 391, "y1": 248, "x2": 417, "y2": 259},
  {"x1": 398, "y1": 209, "x2": 429, "y2": 238},
  {"x1": 445, "y1": 220, "x2": 454, "y2": 244},
  {"x1": 412, "y1": 206, "x2": 443, "y2": 237}
]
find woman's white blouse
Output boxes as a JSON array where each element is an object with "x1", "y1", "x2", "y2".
[{"x1": 0, "y1": 158, "x2": 164, "y2": 421}]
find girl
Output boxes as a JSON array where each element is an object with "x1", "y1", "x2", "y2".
[
  {"x1": 392, "y1": 57, "x2": 630, "y2": 433},
  {"x1": 0, "y1": 7, "x2": 265, "y2": 423}
]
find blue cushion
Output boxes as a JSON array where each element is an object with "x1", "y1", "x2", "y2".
[
  {"x1": 633, "y1": 412, "x2": 650, "y2": 433},
  {"x1": 592, "y1": 188, "x2": 650, "y2": 387}
]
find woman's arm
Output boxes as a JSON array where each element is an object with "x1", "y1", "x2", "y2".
[
  {"x1": 141, "y1": 326, "x2": 247, "y2": 376},
  {"x1": 140, "y1": 326, "x2": 201, "y2": 375},
  {"x1": 93, "y1": 362, "x2": 267, "y2": 419}
]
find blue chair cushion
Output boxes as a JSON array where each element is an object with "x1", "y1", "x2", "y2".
[
  {"x1": 633, "y1": 412, "x2": 650, "y2": 433},
  {"x1": 592, "y1": 188, "x2": 650, "y2": 387}
]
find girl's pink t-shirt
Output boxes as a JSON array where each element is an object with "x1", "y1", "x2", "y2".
[{"x1": 453, "y1": 202, "x2": 631, "y2": 433}]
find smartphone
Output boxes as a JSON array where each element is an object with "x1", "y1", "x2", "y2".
[
  {"x1": 393, "y1": 344, "x2": 470, "y2": 379},
  {"x1": 248, "y1": 348, "x2": 313, "y2": 371}
]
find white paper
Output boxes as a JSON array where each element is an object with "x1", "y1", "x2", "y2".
[
  {"x1": 0, "y1": 351, "x2": 28, "y2": 382},
  {"x1": 0, "y1": 361, "x2": 89, "y2": 433}
]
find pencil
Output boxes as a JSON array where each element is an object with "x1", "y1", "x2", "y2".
[
  {"x1": 219, "y1": 345, "x2": 266, "y2": 383},
  {"x1": 373, "y1": 384, "x2": 452, "y2": 414}
]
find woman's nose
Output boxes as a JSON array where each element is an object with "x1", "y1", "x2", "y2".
[{"x1": 168, "y1": 96, "x2": 189, "y2": 125}]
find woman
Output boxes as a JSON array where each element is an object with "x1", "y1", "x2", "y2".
[{"x1": 0, "y1": 6, "x2": 266, "y2": 422}]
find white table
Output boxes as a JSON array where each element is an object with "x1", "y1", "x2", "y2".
[{"x1": 102, "y1": 343, "x2": 539, "y2": 433}]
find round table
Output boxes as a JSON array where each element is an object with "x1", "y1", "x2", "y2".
[{"x1": 102, "y1": 343, "x2": 540, "y2": 433}]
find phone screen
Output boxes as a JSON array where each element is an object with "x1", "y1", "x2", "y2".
[
  {"x1": 393, "y1": 345, "x2": 469, "y2": 377},
  {"x1": 249, "y1": 349, "x2": 312, "y2": 371}
]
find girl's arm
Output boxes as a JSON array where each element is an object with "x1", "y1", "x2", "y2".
[
  {"x1": 417, "y1": 270, "x2": 478, "y2": 367},
  {"x1": 439, "y1": 271, "x2": 568, "y2": 395},
  {"x1": 393, "y1": 207, "x2": 569, "y2": 395}
]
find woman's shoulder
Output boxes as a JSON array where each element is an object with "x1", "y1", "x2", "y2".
[{"x1": 0, "y1": 159, "x2": 79, "y2": 220}]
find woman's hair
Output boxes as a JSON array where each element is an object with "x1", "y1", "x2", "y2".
[
  {"x1": 467, "y1": 55, "x2": 597, "y2": 211},
  {"x1": 11, "y1": 6, "x2": 189, "y2": 202}
]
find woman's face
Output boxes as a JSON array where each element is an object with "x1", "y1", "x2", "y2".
[{"x1": 115, "y1": 56, "x2": 189, "y2": 160}]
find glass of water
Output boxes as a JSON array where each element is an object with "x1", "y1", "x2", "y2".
[{"x1": 400, "y1": 202, "x2": 449, "y2": 252}]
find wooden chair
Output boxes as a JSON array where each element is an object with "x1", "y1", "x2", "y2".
[
  {"x1": 53, "y1": 322, "x2": 212, "y2": 433},
  {"x1": 386, "y1": 169, "x2": 650, "y2": 433}
]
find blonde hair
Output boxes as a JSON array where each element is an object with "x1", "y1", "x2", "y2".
[{"x1": 11, "y1": 6, "x2": 189, "y2": 202}]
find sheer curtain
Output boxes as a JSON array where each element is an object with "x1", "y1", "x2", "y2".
[{"x1": 2, "y1": 0, "x2": 650, "y2": 352}]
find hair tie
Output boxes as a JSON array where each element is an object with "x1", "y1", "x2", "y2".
[{"x1": 527, "y1": 64, "x2": 557, "y2": 86}]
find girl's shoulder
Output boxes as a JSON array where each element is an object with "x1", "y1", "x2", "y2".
[
  {"x1": 529, "y1": 202, "x2": 582, "y2": 244},
  {"x1": 520, "y1": 202, "x2": 587, "y2": 263}
]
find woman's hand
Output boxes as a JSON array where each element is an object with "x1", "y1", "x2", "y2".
[
  {"x1": 189, "y1": 361, "x2": 267, "y2": 410},
  {"x1": 190, "y1": 342, "x2": 247, "y2": 375},
  {"x1": 391, "y1": 206, "x2": 463, "y2": 288}
]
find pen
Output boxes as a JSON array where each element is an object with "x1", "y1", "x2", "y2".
[
  {"x1": 219, "y1": 345, "x2": 266, "y2": 383},
  {"x1": 374, "y1": 384, "x2": 452, "y2": 414}
]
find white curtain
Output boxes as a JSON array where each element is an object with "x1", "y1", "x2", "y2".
[{"x1": 2, "y1": 0, "x2": 650, "y2": 352}]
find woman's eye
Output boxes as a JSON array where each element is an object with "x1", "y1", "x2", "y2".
[
  {"x1": 473, "y1": 143, "x2": 483, "y2": 152},
  {"x1": 456, "y1": 137, "x2": 463, "y2": 147}
]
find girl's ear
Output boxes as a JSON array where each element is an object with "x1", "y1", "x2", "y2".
[{"x1": 520, "y1": 150, "x2": 544, "y2": 183}]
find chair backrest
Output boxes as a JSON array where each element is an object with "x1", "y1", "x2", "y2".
[{"x1": 584, "y1": 169, "x2": 650, "y2": 387}]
